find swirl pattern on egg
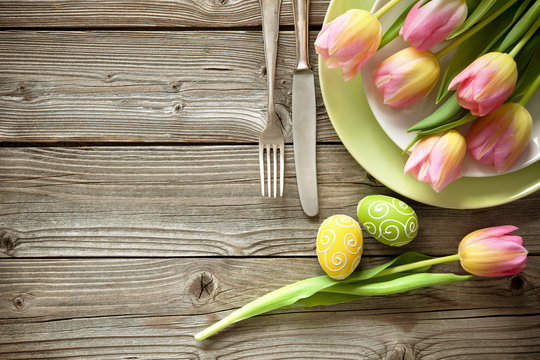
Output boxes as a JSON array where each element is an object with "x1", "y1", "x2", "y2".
[
  {"x1": 316, "y1": 215, "x2": 363, "y2": 280},
  {"x1": 357, "y1": 195, "x2": 419, "y2": 247}
]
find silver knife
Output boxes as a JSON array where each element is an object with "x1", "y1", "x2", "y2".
[{"x1": 292, "y1": 0, "x2": 318, "y2": 217}]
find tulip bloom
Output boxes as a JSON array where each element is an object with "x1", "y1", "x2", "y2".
[
  {"x1": 372, "y1": 47, "x2": 440, "y2": 108},
  {"x1": 458, "y1": 226, "x2": 527, "y2": 277},
  {"x1": 315, "y1": 9, "x2": 382, "y2": 81},
  {"x1": 449, "y1": 52, "x2": 517, "y2": 116},
  {"x1": 467, "y1": 103, "x2": 532, "y2": 172},
  {"x1": 404, "y1": 130, "x2": 465, "y2": 192},
  {"x1": 400, "y1": 0, "x2": 467, "y2": 51}
]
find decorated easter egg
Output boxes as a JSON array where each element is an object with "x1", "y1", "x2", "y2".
[
  {"x1": 357, "y1": 195, "x2": 418, "y2": 247},
  {"x1": 316, "y1": 215, "x2": 363, "y2": 280}
]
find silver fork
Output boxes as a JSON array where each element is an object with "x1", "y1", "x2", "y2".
[{"x1": 259, "y1": 0, "x2": 285, "y2": 197}]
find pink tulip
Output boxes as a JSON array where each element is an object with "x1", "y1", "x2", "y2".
[
  {"x1": 400, "y1": 0, "x2": 467, "y2": 51},
  {"x1": 458, "y1": 226, "x2": 527, "y2": 277},
  {"x1": 372, "y1": 47, "x2": 440, "y2": 108},
  {"x1": 467, "y1": 102, "x2": 532, "y2": 172},
  {"x1": 449, "y1": 52, "x2": 517, "y2": 116},
  {"x1": 315, "y1": 9, "x2": 382, "y2": 81},
  {"x1": 404, "y1": 130, "x2": 466, "y2": 192}
]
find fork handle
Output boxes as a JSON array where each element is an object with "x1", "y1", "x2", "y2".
[
  {"x1": 260, "y1": 0, "x2": 281, "y2": 119},
  {"x1": 292, "y1": 0, "x2": 310, "y2": 71}
]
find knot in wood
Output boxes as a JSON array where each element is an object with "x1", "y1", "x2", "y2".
[
  {"x1": 509, "y1": 274, "x2": 525, "y2": 295},
  {"x1": 1, "y1": 231, "x2": 18, "y2": 254},
  {"x1": 174, "y1": 103, "x2": 184, "y2": 113},
  {"x1": 17, "y1": 82, "x2": 26, "y2": 93},
  {"x1": 190, "y1": 272, "x2": 217, "y2": 304},
  {"x1": 170, "y1": 81, "x2": 181, "y2": 92},
  {"x1": 387, "y1": 344, "x2": 415, "y2": 360},
  {"x1": 205, "y1": 0, "x2": 229, "y2": 6},
  {"x1": 13, "y1": 296, "x2": 25, "y2": 311}
]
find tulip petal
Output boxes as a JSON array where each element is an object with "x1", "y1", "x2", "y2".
[
  {"x1": 315, "y1": 9, "x2": 382, "y2": 81},
  {"x1": 458, "y1": 225, "x2": 527, "y2": 277},
  {"x1": 450, "y1": 53, "x2": 517, "y2": 116},
  {"x1": 404, "y1": 135, "x2": 439, "y2": 174},
  {"x1": 405, "y1": 130, "x2": 465, "y2": 192},
  {"x1": 401, "y1": 0, "x2": 467, "y2": 51},
  {"x1": 466, "y1": 103, "x2": 532, "y2": 172},
  {"x1": 373, "y1": 47, "x2": 440, "y2": 108}
]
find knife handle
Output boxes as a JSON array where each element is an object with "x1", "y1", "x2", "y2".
[
  {"x1": 292, "y1": 0, "x2": 310, "y2": 71},
  {"x1": 260, "y1": 0, "x2": 282, "y2": 118}
]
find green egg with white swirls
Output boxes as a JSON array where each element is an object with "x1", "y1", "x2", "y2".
[{"x1": 356, "y1": 195, "x2": 418, "y2": 247}]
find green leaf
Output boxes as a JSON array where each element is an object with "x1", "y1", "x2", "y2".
[
  {"x1": 436, "y1": 1, "x2": 529, "y2": 103},
  {"x1": 416, "y1": 113, "x2": 478, "y2": 136},
  {"x1": 515, "y1": 30, "x2": 540, "y2": 74},
  {"x1": 511, "y1": 32, "x2": 540, "y2": 100},
  {"x1": 286, "y1": 292, "x2": 366, "y2": 308},
  {"x1": 195, "y1": 252, "x2": 452, "y2": 340},
  {"x1": 379, "y1": 0, "x2": 420, "y2": 49},
  {"x1": 408, "y1": 95, "x2": 464, "y2": 132},
  {"x1": 496, "y1": 0, "x2": 540, "y2": 52},
  {"x1": 323, "y1": 273, "x2": 473, "y2": 297},
  {"x1": 289, "y1": 272, "x2": 473, "y2": 308},
  {"x1": 448, "y1": 0, "x2": 499, "y2": 39},
  {"x1": 466, "y1": 0, "x2": 484, "y2": 12},
  {"x1": 343, "y1": 251, "x2": 433, "y2": 282},
  {"x1": 288, "y1": 272, "x2": 418, "y2": 308},
  {"x1": 286, "y1": 252, "x2": 435, "y2": 308},
  {"x1": 224, "y1": 252, "x2": 433, "y2": 322}
]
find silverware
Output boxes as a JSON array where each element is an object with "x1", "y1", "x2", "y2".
[
  {"x1": 258, "y1": 0, "x2": 285, "y2": 197},
  {"x1": 292, "y1": 0, "x2": 318, "y2": 216}
]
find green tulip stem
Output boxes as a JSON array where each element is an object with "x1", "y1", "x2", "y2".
[
  {"x1": 373, "y1": 0, "x2": 403, "y2": 19},
  {"x1": 375, "y1": 254, "x2": 461, "y2": 277},
  {"x1": 435, "y1": 0, "x2": 518, "y2": 59},
  {"x1": 519, "y1": 73, "x2": 540, "y2": 106},
  {"x1": 509, "y1": 16, "x2": 540, "y2": 58}
]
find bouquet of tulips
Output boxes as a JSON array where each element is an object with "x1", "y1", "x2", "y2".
[
  {"x1": 195, "y1": 226, "x2": 528, "y2": 340},
  {"x1": 316, "y1": 0, "x2": 540, "y2": 192}
]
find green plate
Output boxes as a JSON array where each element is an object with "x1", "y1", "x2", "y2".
[{"x1": 320, "y1": 0, "x2": 540, "y2": 209}]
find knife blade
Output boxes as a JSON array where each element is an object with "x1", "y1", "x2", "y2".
[{"x1": 292, "y1": 0, "x2": 318, "y2": 217}]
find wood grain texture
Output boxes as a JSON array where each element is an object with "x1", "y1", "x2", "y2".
[
  {"x1": 0, "y1": 0, "x2": 331, "y2": 28},
  {"x1": 0, "y1": 30, "x2": 340, "y2": 143},
  {"x1": 1, "y1": 145, "x2": 539, "y2": 258},
  {"x1": 1, "y1": 1, "x2": 538, "y2": 357},
  {"x1": 0, "y1": 257, "x2": 538, "y2": 359}
]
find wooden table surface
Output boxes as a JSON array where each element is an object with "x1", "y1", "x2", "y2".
[{"x1": 1, "y1": 1, "x2": 539, "y2": 359}]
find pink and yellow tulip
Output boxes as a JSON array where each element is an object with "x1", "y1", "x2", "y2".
[
  {"x1": 404, "y1": 130, "x2": 465, "y2": 192},
  {"x1": 458, "y1": 226, "x2": 527, "y2": 277},
  {"x1": 449, "y1": 52, "x2": 517, "y2": 116},
  {"x1": 466, "y1": 102, "x2": 532, "y2": 173},
  {"x1": 315, "y1": 9, "x2": 382, "y2": 81},
  {"x1": 400, "y1": 0, "x2": 467, "y2": 51},
  {"x1": 372, "y1": 47, "x2": 440, "y2": 108}
]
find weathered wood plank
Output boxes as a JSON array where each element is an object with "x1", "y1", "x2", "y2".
[
  {"x1": 0, "y1": 0, "x2": 331, "y2": 28},
  {"x1": 1, "y1": 314, "x2": 538, "y2": 359},
  {"x1": 1, "y1": 145, "x2": 539, "y2": 258},
  {"x1": 0, "y1": 257, "x2": 538, "y2": 359},
  {"x1": 0, "y1": 30, "x2": 340, "y2": 143}
]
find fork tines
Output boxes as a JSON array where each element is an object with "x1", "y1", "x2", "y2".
[{"x1": 259, "y1": 143, "x2": 284, "y2": 197}]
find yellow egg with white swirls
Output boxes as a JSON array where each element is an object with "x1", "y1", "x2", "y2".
[{"x1": 316, "y1": 215, "x2": 363, "y2": 280}]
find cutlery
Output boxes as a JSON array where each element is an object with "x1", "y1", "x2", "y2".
[
  {"x1": 258, "y1": 0, "x2": 285, "y2": 197},
  {"x1": 292, "y1": 0, "x2": 318, "y2": 216}
]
